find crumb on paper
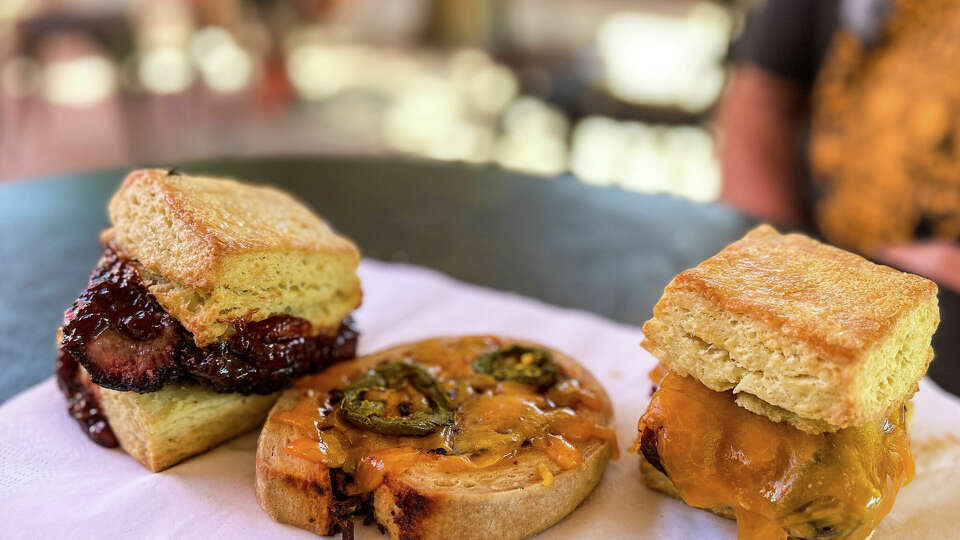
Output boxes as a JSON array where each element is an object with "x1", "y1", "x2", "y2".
[{"x1": 912, "y1": 434, "x2": 960, "y2": 474}]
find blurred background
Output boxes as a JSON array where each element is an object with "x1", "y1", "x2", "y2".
[
  {"x1": 0, "y1": 0, "x2": 746, "y2": 203},
  {"x1": 4, "y1": 0, "x2": 960, "y2": 396}
]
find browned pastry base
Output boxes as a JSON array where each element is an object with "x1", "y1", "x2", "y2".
[{"x1": 256, "y1": 337, "x2": 615, "y2": 540}]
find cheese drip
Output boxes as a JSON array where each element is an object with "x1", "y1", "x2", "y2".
[
  {"x1": 273, "y1": 336, "x2": 617, "y2": 494},
  {"x1": 635, "y1": 371, "x2": 914, "y2": 540}
]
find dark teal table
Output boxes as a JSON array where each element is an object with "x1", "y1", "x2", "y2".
[{"x1": 1, "y1": 157, "x2": 956, "y2": 402}]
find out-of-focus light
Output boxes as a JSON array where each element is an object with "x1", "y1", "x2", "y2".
[
  {"x1": 42, "y1": 56, "x2": 117, "y2": 107},
  {"x1": 449, "y1": 49, "x2": 518, "y2": 115},
  {"x1": 2, "y1": 56, "x2": 39, "y2": 99},
  {"x1": 383, "y1": 89, "x2": 492, "y2": 163},
  {"x1": 384, "y1": 90, "x2": 459, "y2": 149},
  {"x1": 139, "y1": 47, "x2": 194, "y2": 95},
  {"x1": 502, "y1": 97, "x2": 569, "y2": 138},
  {"x1": 495, "y1": 97, "x2": 568, "y2": 175},
  {"x1": 571, "y1": 116, "x2": 720, "y2": 201},
  {"x1": 433, "y1": 124, "x2": 492, "y2": 162},
  {"x1": 494, "y1": 134, "x2": 566, "y2": 176},
  {"x1": 597, "y1": 2, "x2": 732, "y2": 112},
  {"x1": 569, "y1": 116, "x2": 631, "y2": 186},
  {"x1": 0, "y1": 0, "x2": 35, "y2": 21},
  {"x1": 466, "y1": 64, "x2": 518, "y2": 115},
  {"x1": 666, "y1": 126, "x2": 721, "y2": 202},
  {"x1": 450, "y1": 49, "x2": 491, "y2": 81},
  {"x1": 190, "y1": 26, "x2": 234, "y2": 64},
  {"x1": 191, "y1": 27, "x2": 253, "y2": 93},
  {"x1": 197, "y1": 42, "x2": 253, "y2": 93},
  {"x1": 286, "y1": 45, "x2": 355, "y2": 101}
]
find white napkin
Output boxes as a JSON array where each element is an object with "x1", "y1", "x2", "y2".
[{"x1": 2, "y1": 260, "x2": 959, "y2": 539}]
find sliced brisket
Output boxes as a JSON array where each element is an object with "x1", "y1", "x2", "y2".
[{"x1": 57, "y1": 247, "x2": 359, "y2": 445}]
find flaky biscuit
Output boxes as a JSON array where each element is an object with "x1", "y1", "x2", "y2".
[
  {"x1": 78, "y1": 366, "x2": 278, "y2": 472},
  {"x1": 105, "y1": 169, "x2": 361, "y2": 346},
  {"x1": 642, "y1": 225, "x2": 938, "y2": 431}
]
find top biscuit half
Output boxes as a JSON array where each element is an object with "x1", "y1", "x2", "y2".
[
  {"x1": 104, "y1": 169, "x2": 362, "y2": 346},
  {"x1": 642, "y1": 224, "x2": 939, "y2": 432}
]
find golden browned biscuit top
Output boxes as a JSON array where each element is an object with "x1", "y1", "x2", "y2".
[
  {"x1": 669, "y1": 224, "x2": 937, "y2": 360},
  {"x1": 109, "y1": 169, "x2": 358, "y2": 281},
  {"x1": 105, "y1": 169, "x2": 362, "y2": 346}
]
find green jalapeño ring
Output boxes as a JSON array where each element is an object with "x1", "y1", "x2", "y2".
[
  {"x1": 472, "y1": 345, "x2": 558, "y2": 388},
  {"x1": 340, "y1": 361, "x2": 454, "y2": 436}
]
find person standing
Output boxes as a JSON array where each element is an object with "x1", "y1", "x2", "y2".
[{"x1": 717, "y1": 0, "x2": 960, "y2": 292}]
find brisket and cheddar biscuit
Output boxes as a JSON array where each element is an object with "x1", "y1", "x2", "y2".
[
  {"x1": 633, "y1": 225, "x2": 939, "y2": 540},
  {"x1": 56, "y1": 169, "x2": 361, "y2": 471},
  {"x1": 255, "y1": 336, "x2": 617, "y2": 540}
]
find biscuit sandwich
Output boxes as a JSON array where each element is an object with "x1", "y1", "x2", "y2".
[
  {"x1": 56, "y1": 169, "x2": 362, "y2": 471},
  {"x1": 255, "y1": 335, "x2": 618, "y2": 540},
  {"x1": 632, "y1": 225, "x2": 939, "y2": 539}
]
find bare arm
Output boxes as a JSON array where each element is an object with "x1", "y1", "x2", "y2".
[
  {"x1": 875, "y1": 241, "x2": 960, "y2": 293},
  {"x1": 715, "y1": 63, "x2": 805, "y2": 225}
]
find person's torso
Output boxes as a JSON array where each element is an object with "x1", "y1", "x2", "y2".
[{"x1": 811, "y1": 0, "x2": 960, "y2": 253}]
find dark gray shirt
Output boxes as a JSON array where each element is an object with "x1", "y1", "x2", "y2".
[{"x1": 733, "y1": 0, "x2": 840, "y2": 87}]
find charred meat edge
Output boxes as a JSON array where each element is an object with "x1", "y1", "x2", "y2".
[{"x1": 57, "y1": 247, "x2": 359, "y2": 446}]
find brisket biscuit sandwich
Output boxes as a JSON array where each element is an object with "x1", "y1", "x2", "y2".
[
  {"x1": 633, "y1": 225, "x2": 939, "y2": 540},
  {"x1": 56, "y1": 169, "x2": 362, "y2": 472},
  {"x1": 255, "y1": 336, "x2": 618, "y2": 540}
]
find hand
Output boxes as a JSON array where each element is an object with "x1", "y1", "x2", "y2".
[{"x1": 874, "y1": 241, "x2": 960, "y2": 293}]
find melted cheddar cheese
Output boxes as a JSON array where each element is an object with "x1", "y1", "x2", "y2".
[
  {"x1": 635, "y1": 371, "x2": 914, "y2": 540},
  {"x1": 273, "y1": 336, "x2": 617, "y2": 495}
]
